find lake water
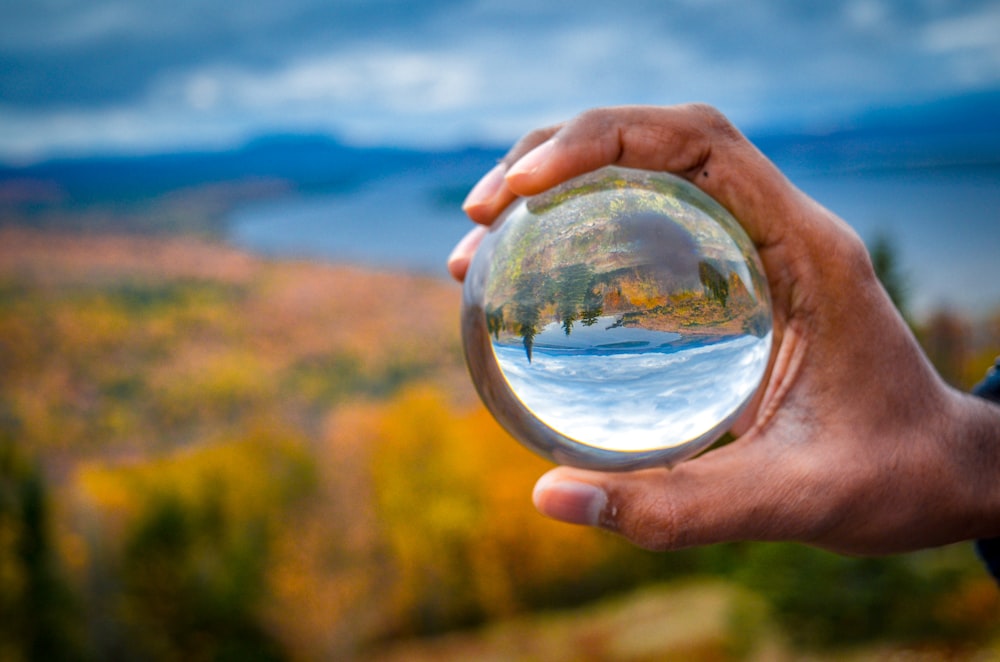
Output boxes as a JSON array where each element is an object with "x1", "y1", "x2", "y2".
[
  {"x1": 789, "y1": 165, "x2": 1000, "y2": 317},
  {"x1": 228, "y1": 163, "x2": 1000, "y2": 318}
]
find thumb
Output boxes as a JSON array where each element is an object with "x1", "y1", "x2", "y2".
[{"x1": 532, "y1": 445, "x2": 815, "y2": 550}]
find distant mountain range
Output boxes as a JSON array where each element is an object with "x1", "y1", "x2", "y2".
[
  {"x1": 752, "y1": 88, "x2": 1000, "y2": 174},
  {"x1": 1, "y1": 89, "x2": 998, "y2": 218},
  {"x1": 0, "y1": 136, "x2": 503, "y2": 209}
]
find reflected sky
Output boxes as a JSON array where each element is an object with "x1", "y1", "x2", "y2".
[{"x1": 494, "y1": 329, "x2": 772, "y2": 452}]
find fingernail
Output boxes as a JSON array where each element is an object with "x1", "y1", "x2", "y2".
[
  {"x1": 462, "y1": 163, "x2": 506, "y2": 212},
  {"x1": 533, "y1": 473, "x2": 607, "y2": 526},
  {"x1": 506, "y1": 139, "x2": 556, "y2": 181}
]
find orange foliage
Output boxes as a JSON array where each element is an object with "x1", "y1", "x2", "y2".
[{"x1": 0, "y1": 226, "x2": 258, "y2": 286}]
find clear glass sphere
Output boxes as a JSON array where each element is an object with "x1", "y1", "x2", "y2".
[{"x1": 461, "y1": 166, "x2": 772, "y2": 471}]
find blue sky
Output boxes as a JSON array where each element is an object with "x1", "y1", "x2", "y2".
[{"x1": 2, "y1": 0, "x2": 1000, "y2": 160}]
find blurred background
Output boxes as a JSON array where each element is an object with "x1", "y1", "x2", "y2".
[{"x1": 2, "y1": 1, "x2": 999, "y2": 659}]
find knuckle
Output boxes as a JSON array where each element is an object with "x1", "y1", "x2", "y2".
[
  {"x1": 566, "y1": 107, "x2": 625, "y2": 143},
  {"x1": 829, "y1": 224, "x2": 877, "y2": 284},
  {"x1": 505, "y1": 125, "x2": 560, "y2": 164},
  {"x1": 843, "y1": 229, "x2": 873, "y2": 269},
  {"x1": 573, "y1": 106, "x2": 617, "y2": 128},
  {"x1": 682, "y1": 103, "x2": 741, "y2": 141}
]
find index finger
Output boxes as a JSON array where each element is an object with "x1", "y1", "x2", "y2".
[{"x1": 501, "y1": 104, "x2": 806, "y2": 252}]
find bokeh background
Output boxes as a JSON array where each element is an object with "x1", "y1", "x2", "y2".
[{"x1": 2, "y1": 1, "x2": 1000, "y2": 660}]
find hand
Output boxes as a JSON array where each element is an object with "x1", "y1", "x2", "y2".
[{"x1": 449, "y1": 104, "x2": 1000, "y2": 555}]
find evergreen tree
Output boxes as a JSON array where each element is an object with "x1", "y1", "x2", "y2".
[
  {"x1": 1, "y1": 428, "x2": 91, "y2": 661},
  {"x1": 868, "y1": 233, "x2": 910, "y2": 321}
]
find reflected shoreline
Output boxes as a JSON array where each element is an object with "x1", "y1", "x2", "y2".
[{"x1": 496, "y1": 326, "x2": 734, "y2": 360}]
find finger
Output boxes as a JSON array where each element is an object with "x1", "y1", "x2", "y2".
[
  {"x1": 532, "y1": 442, "x2": 825, "y2": 551},
  {"x1": 503, "y1": 104, "x2": 803, "y2": 251},
  {"x1": 462, "y1": 163, "x2": 513, "y2": 224},
  {"x1": 446, "y1": 225, "x2": 487, "y2": 282},
  {"x1": 462, "y1": 125, "x2": 563, "y2": 225}
]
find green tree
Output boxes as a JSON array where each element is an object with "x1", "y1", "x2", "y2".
[
  {"x1": 118, "y1": 489, "x2": 284, "y2": 662},
  {"x1": 732, "y1": 543, "x2": 976, "y2": 649},
  {"x1": 868, "y1": 233, "x2": 910, "y2": 321},
  {"x1": 1, "y1": 425, "x2": 90, "y2": 662}
]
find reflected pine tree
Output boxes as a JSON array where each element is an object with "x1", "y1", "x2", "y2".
[
  {"x1": 555, "y1": 264, "x2": 596, "y2": 336},
  {"x1": 580, "y1": 285, "x2": 604, "y2": 327},
  {"x1": 560, "y1": 313, "x2": 576, "y2": 336},
  {"x1": 513, "y1": 274, "x2": 544, "y2": 363}
]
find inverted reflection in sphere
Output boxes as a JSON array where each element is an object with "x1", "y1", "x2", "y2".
[{"x1": 461, "y1": 166, "x2": 772, "y2": 471}]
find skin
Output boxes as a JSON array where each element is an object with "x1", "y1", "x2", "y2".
[{"x1": 448, "y1": 104, "x2": 1000, "y2": 556}]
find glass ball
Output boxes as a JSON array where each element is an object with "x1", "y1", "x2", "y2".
[{"x1": 461, "y1": 166, "x2": 772, "y2": 471}]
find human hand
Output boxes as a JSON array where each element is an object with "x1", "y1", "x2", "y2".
[{"x1": 449, "y1": 104, "x2": 1000, "y2": 555}]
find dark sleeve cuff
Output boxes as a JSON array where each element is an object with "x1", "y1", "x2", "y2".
[
  {"x1": 972, "y1": 357, "x2": 1000, "y2": 583},
  {"x1": 976, "y1": 537, "x2": 1000, "y2": 583}
]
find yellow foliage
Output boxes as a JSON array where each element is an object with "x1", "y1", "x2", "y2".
[
  {"x1": 54, "y1": 297, "x2": 133, "y2": 353},
  {"x1": 75, "y1": 425, "x2": 315, "y2": 532},
  {"x1": 366, "y1": 385, "x2": 616, "y2": 636},
  {"x1": 618, "y1": 277, "x2": 667, "y2": 309},
  {"x1": 151, "y1": 349, "x2": 276, "y2": 424}
]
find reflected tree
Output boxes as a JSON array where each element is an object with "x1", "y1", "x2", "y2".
[
  {"x1": 580, "y1": 286, "x2": 603, "y2": 327},
  {"x1": 561, "y1": 313, "x2": 577, "y2": 336},
  {"x1": 513, "y1": 274, "x2": 543, "y2": 363},
  {"x1": 518, "y1": 315, "x2": 538, "y2": 363},
  {"x1": 555, "y1": 264, "x2": 595, "y2": 336},
  {"x1": 698, "y1": 260, "x2": 729, "y2": 308},
  {"x1": 501, "y1": 265, "x2": 608, "y2": 360},
  {"x1": 485, "y1": 306, "x2": 504, "y2": 341}
]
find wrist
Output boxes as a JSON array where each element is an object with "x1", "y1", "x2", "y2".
[{"x1": 947, "y1": 388, "x2": 1000, "y2": 541}]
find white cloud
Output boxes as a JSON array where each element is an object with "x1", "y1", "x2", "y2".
[
  {"x1": 923, "y1": 4, "x2": 1000, "y2": 52},
  {"x1": 2, "y1": 0, "x2": 999, "y2": 159},
  {"x1": 0, "y1": 105, "x2": 249, "y2": 163},
  {"x1": 845, "y1": 0, "x2": 888, "y2": 30},
  {"x1": 159, "y1": 49, "x2": 482, "y2": 114},
  {"x1": 922, "y1": 4, "x2": 1000, "y2": 86}
]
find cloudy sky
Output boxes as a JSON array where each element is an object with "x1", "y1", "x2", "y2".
[{"x1": 2, "y1": 0, "x2": 1000, "y2": 160}]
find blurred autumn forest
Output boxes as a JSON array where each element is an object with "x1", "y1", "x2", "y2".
[{"x1": 1, "y1": 192, "x2": 999, "y2": 659}]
